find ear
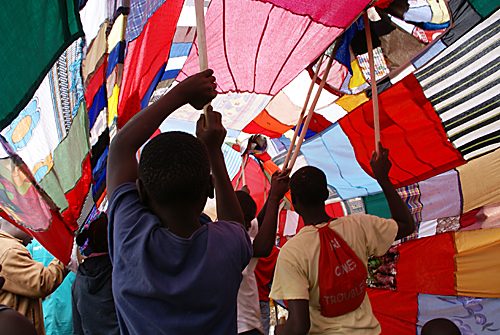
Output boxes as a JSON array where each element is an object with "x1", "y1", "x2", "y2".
[
  {"x1": 207, "y1": 175, "x2": 215, "y2": 199},
  {"x1": 136, "y1": 179, "x2": 149, "y2": 205}
]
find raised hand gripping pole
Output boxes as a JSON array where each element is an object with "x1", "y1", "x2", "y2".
[
  {"x1": 195, "y1": 0, "x2": 210, "y2": 121},
  {"x1": 363, "y1": 11, "x2": 380, "y2": 155},
  {"x1": 283, "y1": 52, "x2": 325, "y2": 169}
]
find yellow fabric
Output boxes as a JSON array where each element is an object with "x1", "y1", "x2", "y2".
[
  {"x1": 454, "y1": 228, "x2": 500, "y2": 298},
  {"x1": 108, "y1": 85, "x2": 120, "y2": 126},
  {"x1": 428, "y1": 0, "x2": 450, "y2": 24},
  {"x1": 349, "y1": 60, "x2": 367, "y2": 90},
  {"x1": 108, "y1": 14, "x2": 127, "y2": 51},
  {"x1": 458, "y1": 149, "x2": 500, "y2": 213},
  {"x1": 82, "y1": 22, "x2": 109, "y2": 81},
  {"x1": 335, "y1": 93, "x2": 369, "y2": 113},
  {"x1": 270, "y1": 215, "x2": 398, "y2": 334}
]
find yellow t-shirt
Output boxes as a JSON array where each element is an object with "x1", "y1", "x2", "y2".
[{"x1": 269, "y1": 214, "x2": 398, "y2": 334}]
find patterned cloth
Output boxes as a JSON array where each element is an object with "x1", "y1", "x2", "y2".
[{"x1": 415, "y1": 9, "x2": 500, "y2": 160}]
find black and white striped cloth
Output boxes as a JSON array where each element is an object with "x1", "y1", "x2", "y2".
[{"x1": 415, "y1": 9, "x2": 500, "y2": 160}]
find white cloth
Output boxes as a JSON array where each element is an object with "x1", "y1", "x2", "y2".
[{"x1": 238, "y1": 219, "x2": 264, "y2": 334}]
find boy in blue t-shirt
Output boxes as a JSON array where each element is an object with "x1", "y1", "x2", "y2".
[{"x1": 106, "y1": 69, "x2": 252, "y2": 334}]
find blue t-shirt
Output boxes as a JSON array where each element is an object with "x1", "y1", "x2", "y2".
[{"x1": 108, "y1": 183, "x2": 252, "y2": 335}]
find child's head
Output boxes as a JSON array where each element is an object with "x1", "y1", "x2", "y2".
[
  {"x1": 76, "y1": 213, "x2": 109, "y2": 253},
  {"x1": 289, "y1": 166, "x2": 329, "y2": 213},
  {"x1": 421, "y1": 318, "x2": 461, "y2": 335},
  {"x1": 235, "y1": 191, "x2": 257, "y2": 230},
  {"x1": 290, "y1": 166, "x2": 328, "y2": 214},
  {"x1": 138, "y1": 132, "x2": 211, "y2": 210}
]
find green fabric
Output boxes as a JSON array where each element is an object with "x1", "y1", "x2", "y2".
[
  {"x1": 26, "y1": 240, "x2": 75, "y2": 335},
  {"x1": 363, "y1": 192, "x2": 391, "y2": 219},
  {"x1": 0, "y1": 0, "x2": 83, "y2": 129},
  {"x1": 40, "y1": 103, "x2": 89, "y2": 212},
  {"x1": 467, "y1": 0, "x2": 500, "y2": 17}
]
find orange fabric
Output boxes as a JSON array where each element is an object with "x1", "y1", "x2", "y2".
[
  {"x1": 454, "y1": 228, "x2": 500, "y2": 298},
  {"x1": 253, "y1": 110, "x2": 293, "y2": 135}
]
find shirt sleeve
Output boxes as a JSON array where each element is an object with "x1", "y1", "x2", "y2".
[
  {"x1": 0, "y1": 247, "x2": 68, "y2": 299},
  {"x1": 269, "y1": 243, "x2": 310, "y2": 301},
  {"x1": 356, "y1": 214, "x2": 398, "y2": 257}
]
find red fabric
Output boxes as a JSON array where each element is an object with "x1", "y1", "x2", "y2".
[
  {"x1": 316, "y1": 222, "x2": 367, "y2": 317},
  {"x1": 325, "y1": 202, "x2": 345, "y2": 218},
  {"x1": 396, "y1": 232, "x2": 455, "y2": 295},
  {"x1": 231, "y1": 158, "x2": 269, "y2": 212},
  {"x1": 255, "y1": 245, "x2": 280, "y2": 301},
  {"x1": 85, "y1": 58, "x2": 107, "y2": 110},
  {"x1": 460, "y1": 208, "x2": 480, "y2": 228},
  {"x1": 339, "y1": 74, "x2": 466, "y2": 188},
  {"x1": 367, "y1": 288, "x2": 418, "y2": 335},
  {"x1": 255, "y1": 0, "x2": 371, "y2": 28},
  {"x1": 117, "y1": 0, "x2": 184, "y2": 129},
  {"x1": 242, "y1": 121, "x2": 286, "y2": 139},
  {"x1": 307, "y1": 113, "x2": 332, "y2": 134},
  {"x1": 177, "y1": 0, "x2": 342, "y2": 95},
  {"x1": 375, "y1": 0, "x2": 395, "y2": 8},
  {"x1": 0, "y1": 210, "x2": 74, "y2": 265},
  {"x1": 60, "y1": 154, "x2": 92, "y2": 231}
]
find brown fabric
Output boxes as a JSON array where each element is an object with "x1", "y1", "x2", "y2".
[
  {"x1": 0, "y1": 230, "x2": 68, "y2": 335},
  {"x1": 458, "y1": 149, "x2": 500, "y2": 213}
]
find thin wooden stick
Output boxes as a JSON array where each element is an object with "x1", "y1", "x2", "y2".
[
  {"x1": 288, "y1": 53, "x2": 336, "y2": 169},
  {"x1": 195, "y1": 0, "x2": 210, "y2": 120},
  {"x1": 234, "y1": 155, "x2": 249, "y2": 190},
  {"x1": 283, "y1": 52, "x2": 326, "y2": 169},
  {"x1": 363, "y1": 12, "x2": 380, "y2": 154}
]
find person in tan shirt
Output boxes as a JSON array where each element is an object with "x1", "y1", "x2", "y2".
[
  {"x1": 270, "y1": 144, "x2": 415, "y2": 334},
  {"x1": 0, "y1": 218, "x2": 69, "y2": 335}
]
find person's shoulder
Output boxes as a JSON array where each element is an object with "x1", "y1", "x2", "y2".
[
  {"x1": 109, "y1": 182, "x2": 138, "y2": 204},
  {"x1": 210, "y1": 220, "x2": 248, "y2": 236},
  {"x1": 107, "y1": 182, "x2": 142, "y2": 220}
]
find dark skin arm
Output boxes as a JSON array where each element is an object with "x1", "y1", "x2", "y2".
[
  {"x1": 196, "y1": 107, "x2": 245, "y2": 225},
  {"x1": 370, "y1": 142, "x2": 415, "y2": 240},
  {"x1": 252, "y1": 169, "x2": 290, "y2": 257},
  {"x1": 107, "y1": 69, "x2": 217, "y2": 197},
  {"x1": 275, "y1": 300, "x2": 310, "y2": 335}
]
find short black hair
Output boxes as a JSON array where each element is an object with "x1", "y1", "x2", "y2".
[
  {"x1": 138, "y1": 131, "x2": 211, "y2": 205},
  {"x1": 422, "y1": 318, "x2": 461, "y2": 335},
  {"x1": 236, "y1": 191, "x2": 257, "y2": 220},
  {"x1": 289, "y1": 166, "x2": 328, "y2": 206}
]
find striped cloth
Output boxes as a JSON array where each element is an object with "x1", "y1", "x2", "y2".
[
  {"x1": 415, "y1": 9, "x2": 500, "y2": 160},
  {"x1": 397, "y1": 184, "x2": 423, "y2": 223}
]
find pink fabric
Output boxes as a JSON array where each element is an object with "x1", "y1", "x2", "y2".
[
  {"x1": 177, "y1": 0, "x2": 342, "y2": 95},
  {"x1": 255, "y1": 0, "x2": 371, "y2": 28}
]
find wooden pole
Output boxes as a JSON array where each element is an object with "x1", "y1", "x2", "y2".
[
  {"x1": 363, "y1": 12, "x2": 380, "y2": 154},
  {"x1": 195, "y1": 0, "x2": 210, "y2": 118},
  {"x1": 283, "y1": 52, "x2": 326, "y2": 169},
  {"x1": 288, "y1": 53, "x2": 336, "y2": 169}
]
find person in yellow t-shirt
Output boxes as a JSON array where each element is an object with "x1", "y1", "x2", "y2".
[{"x1": 270, "y1": 143, "x2": 415, "y2": 334}]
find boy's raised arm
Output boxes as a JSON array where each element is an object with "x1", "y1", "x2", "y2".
[
  {"x1": 107, "y1": 70, "x2": 217, "y2": 196},
  {"x1": 370, "y1": 142, "x2": 415, "y2": 240},
  {"x1": 196, "y1": 107, "x2": 245, "y2": 225},
  {"x1": 253, "y1": 169, "x2": 290, "y2": 257}
]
